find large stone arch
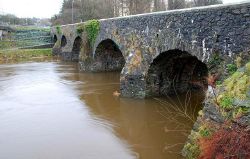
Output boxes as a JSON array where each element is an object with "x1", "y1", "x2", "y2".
[
  {"x1": 71, "y1": 36, "x2": 82, "y2": 62},
  {"x1": 93, "y1": 39, "x2": 125, "y2": 72},
  {"x1": 145, "y1": 49, "x2": 208, "y2": 97},
  {"x1": 80, "y1": 38, "x2": 125, "y2": 72}
]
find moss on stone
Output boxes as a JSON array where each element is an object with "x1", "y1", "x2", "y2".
[
  {"x1": 76, "y1": 23, "x2": 85, "y2": 34},
  {"x1": 56, "y1": 25, "x2": 62, "y2": 34}
]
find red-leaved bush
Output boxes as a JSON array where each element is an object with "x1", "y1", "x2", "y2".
[{"x1": 199, "y1": 124, "x2": 250, "y2": 159}]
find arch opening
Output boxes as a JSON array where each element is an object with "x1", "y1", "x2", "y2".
[
  {"x1": 94, "y1": 39, "x2": 125, "y2": 72},
  {"x1": 146, "y1": 49, "x2": 208, "y2": 97},
  {"x1": 71, "y1": 36, "x2": 82, "y2": 62},
  {"x1": 61, "y1": 35, "x2": 67, "y2": 47},
  {"x1": 53, "y1": 35, "x2": 57, "y2": 44}
]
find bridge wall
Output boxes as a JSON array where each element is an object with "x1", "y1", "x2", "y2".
[{"x1": 51, "y1": 2, "x2": 250, "y2": 98}]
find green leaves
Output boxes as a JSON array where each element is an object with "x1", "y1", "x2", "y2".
[
  {"x1": 227, "y1": 64, "x2": 237, "y2": 75},
  {"x1": 84, "y1": 20, "x2": 100, "y2": 46},
  {"x1": 76, "y1": 20, "x2": 100, "y2": 47},
  {"x1": 220, "y1": 96, "x2": 233, "y2": 109},
  {"x1": 56, "y1": 25, "x2": 62, "y2": 34}
]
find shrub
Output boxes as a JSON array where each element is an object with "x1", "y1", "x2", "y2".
[
  {"x1": 227, "y1": 64, "x2": 237, "y2": 75},
  {"x1": 199, "y1": 124, "x2": 250, "y2": 159},
  {"x1": 220, "y1": 96, "x2": 233, "y2": 109}
]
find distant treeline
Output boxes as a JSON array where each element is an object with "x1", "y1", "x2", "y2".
[
  {"x1": 51, "y1": 0, "x2": 222, "y2": 25},
  {"x1": 0, "y1": 14, "x2": 50, "y2": 26}
]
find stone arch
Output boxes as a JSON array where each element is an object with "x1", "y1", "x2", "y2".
[
  {"x1": 61, "y1": 35, "x2": 67, "y2": 47},
  {"x1": 53, "y1": 35, "x2": 57, "y2": 44},
  {"x1": 145, "y1": 49, "x2": 208, "y2": 97},
  {"x1": 93, "y1": 39, "x2": 125, "y2": 72},
  {"x1": 71, "y1": 36, "x2": 82, "y2": 62}
]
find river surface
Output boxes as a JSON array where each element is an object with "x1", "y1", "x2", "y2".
[{"x1": 0, "y1": 62, "x2": 204, "y2": 159}]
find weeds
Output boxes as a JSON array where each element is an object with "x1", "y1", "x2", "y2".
[{"x1": 199, "y1": 124, "x2": 250, "y2": 159}]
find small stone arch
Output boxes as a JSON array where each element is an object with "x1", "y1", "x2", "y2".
[
  {"x1": 145, "y1": 49, "x2": 208, "y2": 97},
  {"x1": 61, "y1": 35, "x2": 67, "y2": 47},
  {"x1": 93, "y1": 39, "x2": 125, "y2": 72},
  {"x1": 71, "y1": 36, "x2": 82, "y2": 62}
]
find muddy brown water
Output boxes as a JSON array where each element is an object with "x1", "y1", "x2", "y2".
[{"x1": 0, "y1": 62, "x2": 204, "y2": 159}]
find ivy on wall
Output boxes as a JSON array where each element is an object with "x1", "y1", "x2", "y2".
[{"x1": 76, "y1": 19, "x2": 100, "y2": 47}]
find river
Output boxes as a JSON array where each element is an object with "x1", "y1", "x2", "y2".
[{"x1": 0, "y1": 61, "x2": 204, "y2": 159}]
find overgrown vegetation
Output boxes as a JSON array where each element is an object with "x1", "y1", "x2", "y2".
[
  {"x1": 56, "y1": 25, "x2": 62, "y2": 34},
  {"x1": 76, "y1": 20, "x2": 100, "y2": 46},
  {"x1": 183, "y1": 61, "x2": 250, "y2": 159},
  {"x1": 76, "y1": 23, "x2": 85, "y2": 34},
  {"x1": 84, "y1": 20, "x2": 100, "y2": 46},
  {"x1": 199, "y1": 124, "x2": 250, "y2": 159},
  {"x1": 0, "y1": 26, "x2": 51, "y2": 50},
  {"x1": 226, "y1": 64, "x2": 237, "y2": 75},
  {"x1": 220, "y1": 96, "x2": 233, "y2": 109},
  {"x1": 0, "y1": 48, "x2": 52, "y2": 63}
]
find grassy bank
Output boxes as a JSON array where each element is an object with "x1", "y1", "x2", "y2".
[{"x1": 0, "y1": 48, "x2": 53, "y2": 63}]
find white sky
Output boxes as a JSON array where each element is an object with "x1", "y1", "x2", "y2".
[
  {"x1": 0, "y1": 0, "x2": 63, "y2": 18},
  {"x1": 0, "y1": 0, "x2": 249, "y2": 18}
]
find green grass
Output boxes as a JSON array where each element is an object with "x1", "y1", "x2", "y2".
[
  {"x1": 13, "y1": 26, "x2": 51, "y2": 32},
  {"x1": 220, "y1": 96, "x2": 233, "y2": 109},
  {"x1": 0, "y1": 48, "x2": 52, "y2": 63}
]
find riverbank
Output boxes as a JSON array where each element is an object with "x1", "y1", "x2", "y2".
[
  {"x1": 0, "y1": 48, "x2": 53, "y2": 63},
  {"x1": 183, "y1": 62, "x2": 250, "y2": 159}
]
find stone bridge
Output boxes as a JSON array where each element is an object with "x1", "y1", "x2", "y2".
[{"x1": 51, "y1": 2, "x2": 250, "y2": 98}]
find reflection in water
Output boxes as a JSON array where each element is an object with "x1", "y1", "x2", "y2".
[{"x1": 0, "y1": 62, "x2": 204, "y2": 159}]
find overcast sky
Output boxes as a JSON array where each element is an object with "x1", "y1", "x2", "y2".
[{"x1": 0, "y1": 0, "x2": 249, "y2": 18}]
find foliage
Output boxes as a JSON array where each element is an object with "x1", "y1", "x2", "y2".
[
  {"x1": 76, "y1": 23, "x2": 85, "y2": 34},
  {"x1": 184, "y1": 142, "x2": 201, "y2": 159},
  {"x1": 220, "y1": 96, "x2": 233, "y2": 109},
  {"x1": 233, "y1": 107, "x2": 250, "y2": 118},
  {"x1": 84, "y1": 20, "x2": 100, "y2": 46},
  {"x1": 198, "y1": 126, "x2": 211, "y2": 137},
  {"x1": 235, "y1": 56, "x2": 242, "y2": 68},
  {"x1": 217, "y1": 62, "x2": 250, "y2": 112},
  {"x1": 216, "y1": 80, "x2": 222, "y2": 86},
  {"x1": 208, "y1": 52, "x2": 223, "y2": 70},
  {"x1": 56, "y1": 25, "x2": 62, "y2": 34},
  {"x1": 0, "y1": 14, "x2": 50, "y2": 26},
  {"x1": 199, "y1": 124, "x2": 250, "y2": 159},
  {"x1": 0, "y1": 26, "x2": 51, "y2": 50},
  {"x1": 246, "y1": 62, "x2": 250, "y2": 73},
  {"x1": 227, "y1": 64, "x2": 237, "y2": 75}
]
